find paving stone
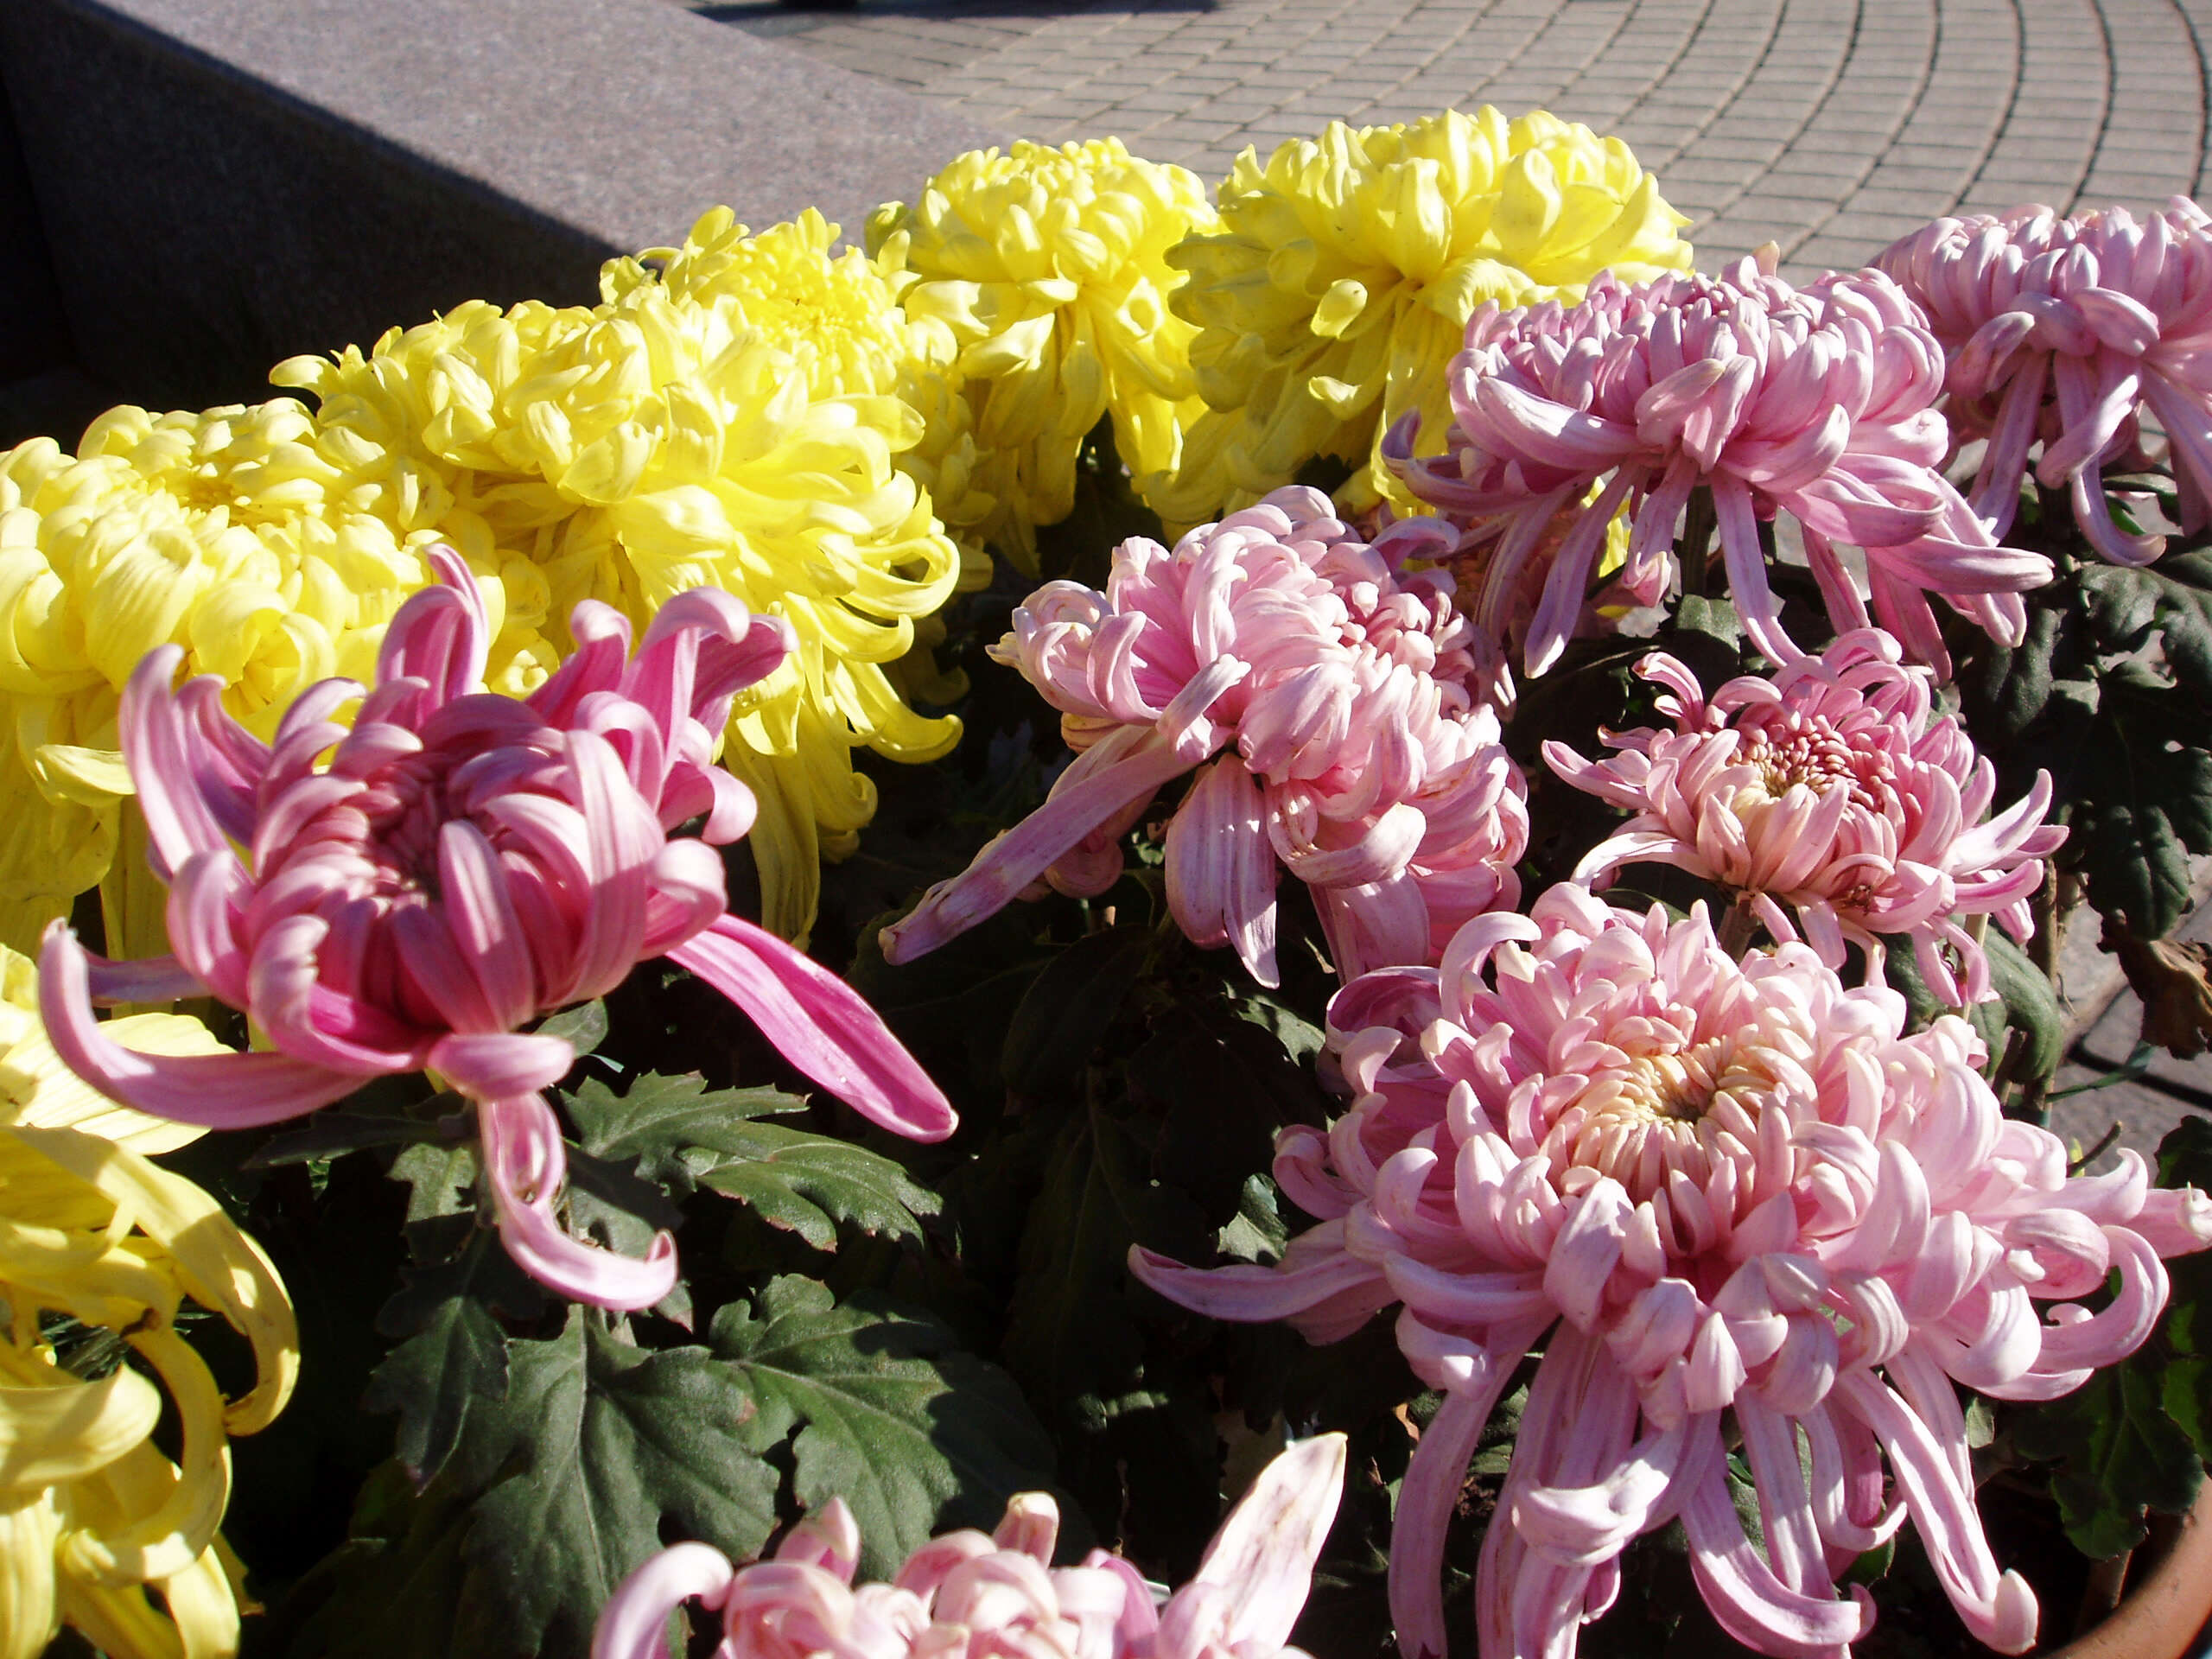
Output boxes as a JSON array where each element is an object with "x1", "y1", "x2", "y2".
[{"x1": 656, "y1": 0, "x2": 2212, "y2": 295}]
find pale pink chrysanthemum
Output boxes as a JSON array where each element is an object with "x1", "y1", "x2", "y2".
[
  {"x1": 1877, "y1": 198, "x2": 2212, "y2": 566},
  {"x1": 1543, "y1": 626, "x2": 2063, "y2": 1006},
  {"x1": 878, "y1": 487, "x2": 1529, "y2": 986},
  {"x1": 1386, "y1": 255, "x2": 2054, "y2": 678},
  {"x1": 591, "y1": 1433, "x2": 1347, "y2": 1659},
  {"x1": 38, "y1": 549, "x2": 954, "y2": 1311},
  {"x1": 1133, "y1": 886, "x2": 2212, "y2": 1659}
]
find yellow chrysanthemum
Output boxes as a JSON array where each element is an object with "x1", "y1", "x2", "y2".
[
  {"x1": 277, "y1": 248, "x2": 966, "y2": 939},
  {"x1": 868, "y1": 138, "x2": 1218, "y2": 572},
  {"x1": 0, "y1": 947, "x2": 297, "y2": 1659},
  {"x1": 0, "y1": 411, "x2": 550, "y2": 957},
  {"x1": 1152, "y1": 108, "x2": 1694, "y2": 525}
]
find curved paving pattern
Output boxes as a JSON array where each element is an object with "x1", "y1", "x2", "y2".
[{"x1": 688, "y1": 0, "x2": 2212, "y2": 273}]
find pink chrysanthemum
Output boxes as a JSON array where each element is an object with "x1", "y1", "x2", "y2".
[
  {"x1": 39, "y1": 550, "x2": 954, "y2": 1311},
  {"x1": 1386, "y1": 255, "x2": 2054, "y2": 678},
  {"x1": 1543, "y1": 627, "x2": 2063, "y2": 1006},
  {"x1": 879, "y1": 487, "x2": 1529, "y2": 986},
  {"x1": 592, "y1": 1433, "x2": 1346, "y2": 1659},
  {"x1": 1876, "y1": 198, "x2": 2212, "y2": 566},
  {"x1": 1133, "y1": 887, "x2": 2212, "y2": 1659}
]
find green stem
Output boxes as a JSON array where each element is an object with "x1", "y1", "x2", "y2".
[{"x1": 1680, "y1": 486, "x2": 1716, "y2": 600}]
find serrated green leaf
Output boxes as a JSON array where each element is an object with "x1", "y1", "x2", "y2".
[
  {"x1": 709, "y1": 1275, "x2": 1060, "y2": 1577},
  {"x1": 389, "y1": 1141, "x2": 479, "y2": 1223},
  {"x1": 563, "y1": 1068, "x2": 938, "y2": 1250},
  {"x1": 2147, "y1": 550, "x2": 2212, "y2": 702},
  {"x1": 693, "y1": 1123, "x2": 938, "y2": 1249},
  {"x1": 1965, "y1": 601, "x2": 2069, "y2": 743},
  {"x1": 534, "y1": 1000, "x2": 608, "y2": 1056},
  {"x1": 2157, "y1": 1116, "x2": 2212, "y2": 1192},
  {"x1": 2075, "y1": 786, "x2": 2198, "y2": 939},
  {"x1": 455, "y1": 1310, "x2": 779, "y2": 1658},
  {"x1": 2078, "y1": 563, "x2": 2162, "y2": 651},
  {"x1": 2012, "y1": 1364, "x2": 2202, "y2": 1558},
  {"x1": 562, "y1": 1071, "x2": 809, "y2": 1192},
  {"x1": 1001, "y1": 926, "x2": 1150, "y2": 1097},
  {"x1": 365, "y1": 1230, "x2": 545, "y2": 1486}
]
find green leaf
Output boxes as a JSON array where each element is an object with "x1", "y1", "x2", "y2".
[
  {"x1": 534, "y1": 1000, "x2": 609, "y2": 1056},
  {"x1": 365, "y1": 1230, "x2": 543, "y2": 1486},
  {"x1": 1986, "y1": 931, "x2": 2065, "y2": 1084},
  {"x1": 456, "y1": 1309, "x2": 779, "y2": 1657},
  {"x1": 564, "y1": 1070, "x2": 938, "y2": 1249},
  {"x1": 1675, "y1": 594, "x2": 1742, "y2": 652},
  {"x1": 563, "y1": 1071, "x2": 808, "y2": 1192},
  {"x1": 2145, "y1": 550, "x2": 2212, "y2": 702},
  {"x1": 1964, "y1": 601, "x2": 2069, "y2": 744},
  {"x1": 1001, "y1": 927, "x2": 1151, "y2": 1097},
  {"x1": 693, "y1": 1127, "x2": 939, "y2": 1249},
  {"x1": 2157, "y1": 1116, "x2": 2212, "y2": 1192},
  {"x1": 709, "y1": 1275, "x2": 1061, "y2": 1577},
  {"x1": 2013, "y1": 1364, "x2": 2203, "y2": 1558},
  {"x1": 389, "y1": 1141, "x2": 480, "y2": 1223},
  {"x1": 248, "y1": 1109, "x2": 445, "y2": 1169}
]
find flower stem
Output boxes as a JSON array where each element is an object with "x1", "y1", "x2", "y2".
[
  {"x1": 1680, "y1": 486, "x2": 1716, "y2": 599},
  {"x1": 1718, "y1": 896, "x2": 1760, "y2": 957}
]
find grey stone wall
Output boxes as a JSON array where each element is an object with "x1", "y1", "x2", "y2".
[{"x1": 0, "y1": 0, "x2": 1003, "y2": 439}]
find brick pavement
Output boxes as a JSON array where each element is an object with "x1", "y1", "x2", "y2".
[{"x1": 683, "y1": 0, "x2": 2212, "y2": 273}]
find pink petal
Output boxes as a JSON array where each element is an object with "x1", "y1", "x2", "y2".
[
  {"x1": 666, "y1": 914, "x2": 957, "y2": 1143},
  {"x1": 478, "y1": 1093, "x2": 677, "y2": 1311},
  {"x1": 38, "y1": 922, "x2": 357, "y2": 1127},
  {"x1": 1187, "y1": 1432, "x2": 1346, "y2": 1651},
  {"x1": 592, "y1": 1542, "x2": 734, "y2": 1659}
]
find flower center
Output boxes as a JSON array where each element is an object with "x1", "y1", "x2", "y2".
[
  {"x1": 1547, "y1": 1035, "x2": 1783, "y2": 1204},
  {"x1": 1740, "y1": 718, "x2": 1895, "y2": 815}
]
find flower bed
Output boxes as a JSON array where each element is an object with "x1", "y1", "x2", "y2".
[{"x1": 3, "y1": 109, "x2": 2210, "y2": 1659}]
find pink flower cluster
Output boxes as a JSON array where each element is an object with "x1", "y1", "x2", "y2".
[
  {"x1": 880, "y1": 487, "x2": 1529, "y2": 985},
  {"x1": 592, "y1": 1433, "x2": 1345, "y2": 1659},
  {"x1": 41, "y1": 550, "x2": 954, "y2": 1310},
  {"x1": 1545, "y1": 627, "x2": 2063, "y2": 1005},
  {"x1": 1133, "y1": 887, "x2": 2212, "y2": 1659},
  {"x1": 1387, "y1": 255, "x2": 2053, "y2": 678},
  {"x1": 1878, "y1": 198, "x2": 2212, "y2": 566}
]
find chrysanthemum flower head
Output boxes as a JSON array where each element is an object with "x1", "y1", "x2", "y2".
[
  {"x1": 594, "y1": 1432, "x2": 1346, "y2": 1659},
  {"x1": 1135, "y1": 885, "x2": 2212, "y2": 1659},
  {"x1": 879, "y1": 486, "x2": 1529, "y2": 985},
  {"x1": 37, "y1": 550, "x2": 954, "y2": 1311},
  {"x1": 0, "y1": 407, "x2": 531, "y2": 960},
  {"x1": 1546, "y1": 627, "x2": 2064, "y2": 1004},
  {"x1": 1, "y1": 946, "x2": 296, "y2": 1659},
  {"x1": 1153, "y1": 108, "x2": 1693, "y2": 528},
  {"x1": 278, "y1": 258, "x2": 968, "y2": 941},
  {"x1": 1392, "y1": 255, "x2": 2054, "y2": 677},
  {"x1": 601, "y1": 206, "x2": 995, "y2": 569},
  {"x1": 868, "y1": 137, "x2": 1218, "y2": 572},
  {"x1": 1877, "y1": 197, "x2": 2212, "y2": 565}
]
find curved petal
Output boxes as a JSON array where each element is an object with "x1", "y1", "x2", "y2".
[
  {"x1": 665, "y1": 914, "x2": 957, "y2": 1143},
  {"x1": 477, "y1": 1094, "x2": 677, "y2": 1312},
  {"x1": 38, "y1": 925, "x2": 356, "y2": 1128},
  {"x1": 592, "y1": 1542, "x2": 735, "y2": 1659},
  {"x1": 1189, "y1": 1433, "x2": 1346, "y2": 1651}
]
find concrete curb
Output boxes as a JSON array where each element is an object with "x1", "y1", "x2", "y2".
[{"x1": 0, "y1": 0, "x2": 1005, "y2": 433}]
